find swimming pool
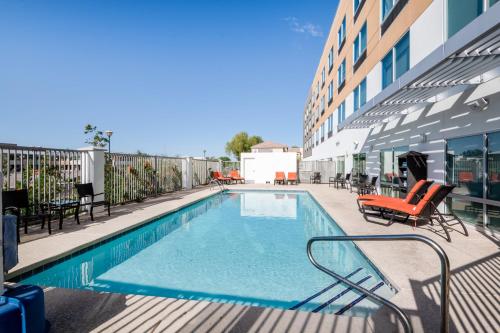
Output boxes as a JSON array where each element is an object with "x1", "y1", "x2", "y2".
[{"x1": 18, "y1": 190, "x2": 395, "y2": 316}]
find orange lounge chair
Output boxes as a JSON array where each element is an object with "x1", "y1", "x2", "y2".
[
  {"x1": 274, "y1": 172, "x2": 286, "y2": 185},
  {"x1": 230, "y1": 170, "x2": 245, "y2": 184},
  {"x1": 362, "y1": 184, "x2": 467, "y2": 242},
  {"x1": 357, "y1": 180, "x2": 433, "y2": 210},
  {"x1": 213, "y1": 171, "x2": 231, "y2": 184},
  {"x1": 287, "y1": 172, "x2": 298, "y2": 185}
]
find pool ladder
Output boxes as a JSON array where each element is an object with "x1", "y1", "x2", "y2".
[
  {"x1": 209, "y1": 179, "x2": 226, "y2": 192},
  {"x1": 304, "y1": 234, "x2": 450, "y2": 333}
]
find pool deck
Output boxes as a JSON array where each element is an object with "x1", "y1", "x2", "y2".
[{"x1": 7, "y1": 184, "x2": 499, "y2": 332}]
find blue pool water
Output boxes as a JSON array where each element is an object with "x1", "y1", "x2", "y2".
[{"x1": 20, "y1": 190, "x2": 395, "y2": 316}]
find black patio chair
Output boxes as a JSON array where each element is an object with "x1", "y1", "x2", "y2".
[
  {"x1": 2, "y1": 189, "x2": 51, "y2": 242},
  {"x1": 353, "y1": 174, "x2": 369, "y2": 194},
  {"x1": 310, "y1": 172, "x2": 321, "y2": 184},
  {"x1": 360, "y1": 176, "x2": 378, "y2": 195},
  {"x1": 75, "y1": 183, "x2": 110, "y2": 221},
  {"x1": 345, "y1": 173, "x2": 352, "y2": 190}
]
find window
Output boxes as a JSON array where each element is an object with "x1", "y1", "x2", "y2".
[
  {"x1": 353, "y1": 22, "x2": 367, "y2": 64},
  {"x1": 320, "y1": 96, "x2": 325, "y2": 114},
  {"x1": 337, "y1": 16, "x2": 346, "y2": 49},
  {"x1": 443, "y1": 133, "x2": 500, "y2": 228},
  {"x1": 381, "y1": 32, "x2": 410, "y2": 89},
  {"x1": 338, "y1": 59, "x2": 346, "y2": 86},
  {"x1": 382, "y1": 0, "x2": 396, "y2": 20},
  {"x1": 315, "y1": 130, "x2": 319, "y2": 145},
  {"x1": 354, "y1": 0, "x2": 363, "y2": 14},
  {"x1": 382, "y1": 51, "x2": 393, "y2": 89},
  {"x1": 353, "y1": 153, "x2": 366, "y2": 177},
  {"x1": 447, "y1": 0, "x2": 483, "y2": 38},
  {"x1": 328, "y1": 47, "x2": 334, "y2": 71},
  {"x1": 320, "y1": 123, "x2": 325, "y2": 141},
  {"x1": 395, "y1": 32, "x2": 410, "y2": 79},
  {"x1": 321, "y1": 67, "x2": 326, "y2": 86},
  {"x1": 380, "y1": 146, "x2": 409, "y2": 183},
  {"x1": 337, "y1": 101, "x2": 346, "y2": 124},
  {"x1": 316, "y1": 81, "x2": 320, "y2": 97},
  {"x1": 337, "y1": 156, "x2": 346, "y2": 175},
  {"x1": 328, "y1": 81, "x2": 334, "y2": 103},
  {"x1": 446, "y1": 135, "x2": 484, "y2": 198},
  {"x1": 353, "y1": 78, "x2": 367, "y2": 112},
  {"x1": 327, "y1": 114, "x2": 333, "y2": 134},
  {"x1": 488, "y1": 132, "x2": 500, "y2": 202}
]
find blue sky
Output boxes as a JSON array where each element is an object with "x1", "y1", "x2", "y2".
[{"x1": 0, "y1": 0, "x2": 338, "y2": 158}]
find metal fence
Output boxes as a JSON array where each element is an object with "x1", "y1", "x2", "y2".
[
  {"x1": 191, "y1": 159, "x2": 221, "y2": 187},
  {"x1": 298, "y1": 160, "x2": 336, "y2": 183},
  {"x1": 0, "y1": 144, "x2": 85, "y2": 208},
  {"x1": 105, "y1": 153, "x2": 184, "y2": 205},
  {"x1": 221, "y1": 161, "x2": 240, "y2": 176}
]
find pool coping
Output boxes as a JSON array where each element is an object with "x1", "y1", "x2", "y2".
[{"x1": 6, "y1": 188, "x2": 224, "y2": 280}]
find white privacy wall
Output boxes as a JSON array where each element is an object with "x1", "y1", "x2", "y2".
[{"x1": 240, "y1": 152, "x2": 297, "y2": 184}]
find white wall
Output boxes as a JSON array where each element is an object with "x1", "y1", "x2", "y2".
[
  {"x1": 240, "y1": 152, "x2": 297, "y2": 184},
  {"x1": 410, "y1": 0, "x2": 445, "y2": 67}
]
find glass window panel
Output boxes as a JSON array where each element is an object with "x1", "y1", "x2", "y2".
[
  {"x1": 354, "y1": 86, "x2": 359, "y2": 112},
  {"x1": 446, "y1": 135, "x2": 484, "y2": 198},
  {"x1": 354, "y1": 0, "x2": 361, "y2": 12},
  {"x1": 353, "y1": 153, "x2": 366, "y2": 177},
  {"x1": 353, "y1": 36, "x2": 360, "y2": 62},
  {"x1": 486, "y1": 205, "x2": 500, "y2": 229},
  {"x1": 395, "y1": 32, "x2": 410, "y2": 79},
  {"x1": 488, "y1": 131, "x2": 500, "y2": 201},
  {"x1": 448, "y1": 0, "x2": 484, "y2": 38},
  {"x1": 360, "y1": 23, "x2": 367, "y2": 52},
  {"x1": 382, "y1": 51, "x2": 393, "y2": 89},
  {"x1": 337, "y1": 156, "x2": 345, "y2": 175},
  {"x1": 491, "y1": 0, "x2": 499, "y2": 5},
  {"x1": 360, "y1": 79, "x2": 367, "y2": 106},
  {"x1": 446, "y1": 197, "x2": 484, "y2": 226},
  {"x1": 380, "y1": 149, "x2": 394, "y2": 182},
  {"x1": 382, "y1": 0, "x2": 394, "y2": 19}
]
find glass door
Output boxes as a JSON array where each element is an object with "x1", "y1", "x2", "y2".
[{"x1": 352, "y1": 153, "x2": 366, "y2": 178}]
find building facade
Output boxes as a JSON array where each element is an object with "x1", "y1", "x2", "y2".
[{"x1": 303, "y1": 0, "x2": 500, "y2": 230}]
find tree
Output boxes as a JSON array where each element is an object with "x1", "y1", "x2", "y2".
[
  {"x1": 225, "y1": 132, "x2": 263, "y2": 160},
  {"x1": 219, "y1": 156, "x2": 231, "y2": 162},
  {"x1": 84, "y1": 124, "x2": 109, "y2": 148}
]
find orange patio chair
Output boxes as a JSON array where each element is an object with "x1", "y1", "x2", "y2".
[
  {"x1": 230, "y1": 170, "x2": 245, "y2": 184},
  {"x1": 213, "y1": 171, "x2": 231, "y2": 184},
  {"x1": 274, "y1": 172, "x2": 286, "y2": 185},
  {"x1": 287, "y1": 172, "x2": 298, "y2": 185},
  {"x1": 356, "y1": 180, "x2": 434, "y2": 210}
]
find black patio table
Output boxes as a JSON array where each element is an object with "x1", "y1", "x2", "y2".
[{"x1": 42, "y1": 199, "x2": 80, "y2": 233}]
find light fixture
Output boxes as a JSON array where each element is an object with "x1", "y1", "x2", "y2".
[
  {"x1": 467, "y1": 98, "x2": 489, "y2": 112},
  {"x1": 105, "y1": 130, "x2": 113, "y2": 154}
]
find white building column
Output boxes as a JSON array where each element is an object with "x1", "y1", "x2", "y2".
[
  {"x1": 79, "y1": 146, "x2": 106, "y2": 199},
  {"x1": 182, "y1": 157, "x2": 193, "y2": 190}
]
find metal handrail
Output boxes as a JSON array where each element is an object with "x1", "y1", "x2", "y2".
[
  {"x1": 209, "y1": 179, "x2": 226, "y2": 192},
  {"x1": 307, "y1": 234, "x2": 450, "y2": 333}
]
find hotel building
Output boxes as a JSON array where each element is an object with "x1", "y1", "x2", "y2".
[{"x1": 302, "y1": 0, "x2": 500, "y2": 229}]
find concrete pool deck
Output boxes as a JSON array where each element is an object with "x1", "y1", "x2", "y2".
[{"x1": 7, "y1": 184, "x2": 499, "y2": 332}]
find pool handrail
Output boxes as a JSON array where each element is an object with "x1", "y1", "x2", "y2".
[
  {"x1": 307, "y1": 234, "x2": 450, "y2": 333},
  {"x1": 209, "y1": 178, "x2": 226, "y2": 192}
]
